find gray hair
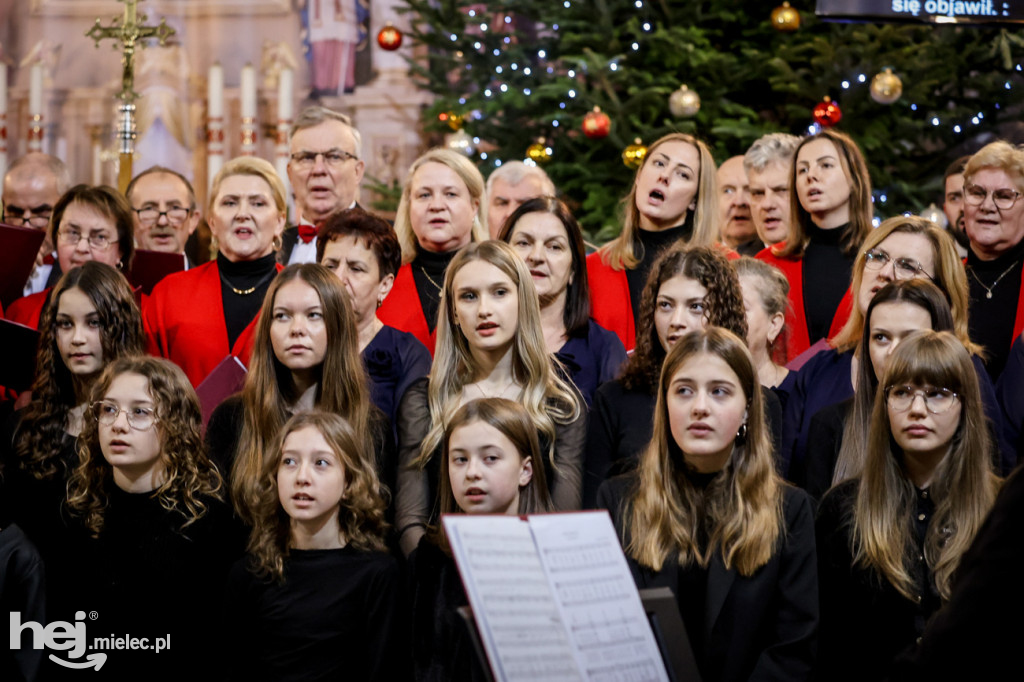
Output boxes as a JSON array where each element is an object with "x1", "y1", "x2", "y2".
[
  {"x1": 486, "y1": 160, "x2": 555, "y2": 197},
  {"x1": 4, "y1": 152, "x2": 71, "y2": 195},
  {"x1": 744, "y1": 133, "x2": 801, "y2": 174},
  {"x1": 290, "y1": 106, "x2": 362, "y2": 159}
]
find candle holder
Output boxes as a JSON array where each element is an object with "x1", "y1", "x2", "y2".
[
  {"x1": 27, "y1": 113, "x2": 44, "y2": 152},
  {"x1": 240, "y1": 115, "x2": 257, "y2": 156}
]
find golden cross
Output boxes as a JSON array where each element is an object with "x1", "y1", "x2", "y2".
[{"x1": 86, "y1": 0, "x2": 175, "y2": 103}]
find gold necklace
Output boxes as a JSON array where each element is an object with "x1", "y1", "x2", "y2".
[
  {"x1": 418, "y1": 265, "x2": 443, "y2": 293},
  {"x1": 470, "y1": 377, "x2": 519, "y2": 400},
  {"x1": 220, "y1": 269, "x2": 276, "y2": 296},
  {"x1": 969, "y1": 259, "x2": 1021, "y2": 299}
]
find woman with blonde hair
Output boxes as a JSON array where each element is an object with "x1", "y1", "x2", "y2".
[
  {"x1": 586, "y1": 132, "x2": 719, "y2": 352},
  {"x1": 377, "y1": 148, "x2": 489, "y2": 355},
  {"x1": 143, "y1": 156, "x2": 286, "y2": 387},
  {"x1": 815, "y1": 330, "x2": 1000, "y2": 681},
  {"x1": 205, "y1": 263, "x2": 390, "y2": 525},
  {"x1": 598, "y1": 327, "x2": 817, "y2": 682},
  {"x1": 757, "y1": 129, "x2": 874, "y2": 360},
  {"x1": 395, "y1": 240, "x2": 583, "y2": 555},
  {"x1": 780, "y1": 215, "x2": 1012, "y2": 484}
]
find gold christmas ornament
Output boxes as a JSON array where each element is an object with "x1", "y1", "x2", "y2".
[
  {"x1": 668, "y1": 85, "x2": 701, "y2": 118},
  {"x1": 622, "y1": 138, "x2": 647, "y2": 169},
  {"x1": 771, "y1": 2, "x2": 801, "y2": 32},
  {"x1": 870, "y1": 68, "x2": 903, "y2": 105},
  {"x1": 526, "y1": 141, "x2": 552, "y2": 163},
  {"x1": 438, "y1": 111, "x2": 464, "y2": 131}
]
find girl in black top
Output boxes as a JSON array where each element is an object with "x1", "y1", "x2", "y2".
[
  {"x1": 226, "y1": 411, "x2": 406, "y2": 682},
  {"x1": 411, "y1": 398, "x2": 553, "y2": 682},
  {"x1": 815, "y1": 331, "x2": 1000, "y2": 681},
  {"x1": 64, "y1": 356, "x2": 240, "y2": 680}
]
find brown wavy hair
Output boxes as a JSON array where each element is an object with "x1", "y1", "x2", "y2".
[
  {"x1": 853, "y1": 330, "x2": 1000, "y2": 601},
  {"x1": 15, "y1": 262, "x2": 145, "y2": 480},
  {"x1": 230, "y1": 264, "x2": 373, "y2": 523},
  {"x1": 246, "y1": 411, "x2": 389, "y2": 582},
  {"x1": 625, "y1": 327, "x2": 785, "y2": 575},
  {"x1": 621, "y1": 244, "x2": 748, "y2": 393},
  {"x1": 66, "y1": 356, "x2": 223, "y2": 537}
]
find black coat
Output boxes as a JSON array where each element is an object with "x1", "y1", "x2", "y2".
[{"x1": 597, "y1": 473, "x2": 818, "y2": 682}]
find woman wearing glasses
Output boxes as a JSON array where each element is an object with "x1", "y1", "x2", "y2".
[
  {"x1": 814, "y1": 330, "x2": 1000, "y2": 681},
  {"x1": 63, "y1": 356, "x2": 242, "y2": 679},
  {"x1": 5, "y1": 184, "x2": 135, "y2": 330},
  {"x1": 780, "y1": 216, "x2": 1011, "y2": 485},
  {"x1": 961, "y1": 141, "x2": 1024, "y2": 381},
  {"x1": 378, "y1": 148, "x2": 488, "y2": 355},
  {"x1": 143, "y1": 158, "x2": 285, "y2": 387}
]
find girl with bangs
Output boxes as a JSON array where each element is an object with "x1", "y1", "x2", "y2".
[
  {"x1": 815, "y1": 330, "x2": 1000, "y2": 681},
  {"x1": 206, "y1": 263, "x2": 392, "y2": 526},
  {"x1": 1, "y1": 262, "x2": 144, "y2": 574},
  {"x1": 395, "y1": 240, "x2": 582, "y2": 556},
  {"x1": 586, "y1": 132, "x2": 720, "y2": 352},
  {"x1": 226, "y1": 411, "x2": 407, "y2": 681},
  {"x1": 597, "y1": 327, "x2": 818, "y2": 682},
  {"x1": 64, "y1": 356, "x2": 241, "y2": 679}
]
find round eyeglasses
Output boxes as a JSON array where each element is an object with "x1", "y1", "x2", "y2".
[
  {"x1": 863, "y1": 249, "x2": 932, "y2": 280},
  {"x1": 886, "y1": 385, "x2": 959, "y2": 414},
  {"x1": 92, "y1": 401, "x2": 159, "y2": 430}
]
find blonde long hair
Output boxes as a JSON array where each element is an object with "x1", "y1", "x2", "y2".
[
  {"x1": 598, "y1": 133, "x2": 719, "y2": 271},
  {"x1": 625, "y1": 327, "x2": 785, "y2": 575},
  {"x1": 853, "y1": 331, "x2": 999, "y2": 601},
  {"x1": 393, "y1": 148, "x2": 488, "y2": 263},
  {"x1": 231, "y1": 264, "x2": 373, "y2": 523},
  {"x1": 413, "y1": 241, "x2": 580, "y2": 472}
]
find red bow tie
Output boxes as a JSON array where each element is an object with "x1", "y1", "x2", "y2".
[
  {"x1": 297, "y1": 224, "x2": 319, "y2": 244},
  {"x1": 43, "y1": 253, "x2": 56, "y2": 265}
]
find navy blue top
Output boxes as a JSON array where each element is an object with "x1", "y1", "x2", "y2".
[
  {"x1": 362, "y1": 324, "x2": 432, "y2": 429},
  {"x1": 783, "y1": 347, "x2": 1014, "y2": 486},
  {"x1": 555, "y1": 318, "x2": 627, "y2": 407},
  {"x1": 996, "y1": 334, "x2": 1024, "y2": 470}
]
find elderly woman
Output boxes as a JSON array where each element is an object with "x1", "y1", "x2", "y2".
[
  {"x1": 377, "y1": 148, "x2": 488, "y2": 355},
  {"x1": 143, "y1": 157, "x2": 285, "y2": 387},
  {"x1": 317, "y1": 206, "x2": 432, "y2": 428},
  {"x1": 961, "y1": 141, "x2": 1024, "y2": 381},
  {"x1": 6, "y1": 184, "x2": 136, "y2": 329}
]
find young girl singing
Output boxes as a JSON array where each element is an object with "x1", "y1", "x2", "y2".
[
  {"x1": 226, "y1": 411, "x2": 407, "y2": 682},
  {"x1": 411, "y1": 397, "x2": 552, "y2": 682}
]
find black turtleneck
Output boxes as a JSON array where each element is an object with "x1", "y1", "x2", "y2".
[
  {"x1": 625, "y1": 213, "x2": 695, "y2": 324},
  {"x1": 411, "y1": 244, "x2": 457, "y2": 333},
  {"x1": 967, "y1": 237, "x2": 1024, "y2": 381},
  {"x1": 803, "y1": 223, "x2": 854, "y2": 344},
  {"x1": 217, "y1": 252, "x2": 278, "y2": 348}
]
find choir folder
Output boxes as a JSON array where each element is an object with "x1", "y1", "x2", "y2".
[
  {"x1": 443, "y1": 512, "x2": 683, "y2": 682},
  {"x1": 0, "y1": 223, "x2": 47, "y2": 308}
]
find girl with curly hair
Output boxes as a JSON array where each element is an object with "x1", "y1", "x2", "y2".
[
  {"x1": 205, "y1": 263, "x2": 392, "y2": 526},
  {"x1": 585, "y1": 244, "x2": 783, "y2": 506},
  {"x1": 395, "y1": 240, "x2": 583, "y2": 555},
  {"x1": 815, "y1": 330, "x2": 1000, "y2": 681},
  {"x1": 62, "y1": 355, "x2": 241, "y2": 678},
  {"x1": 226, "y1": 411, "x2": 407, "y2": 681},
  {"x1": 1, "y1": 262, "x2": 143, "y2": 569},
  {"x1": 597, "y1": 327, "x2": 818, "y2": 682},
  {"x1": 411, "y1": 398, "x2": 552, "y2": 682}
]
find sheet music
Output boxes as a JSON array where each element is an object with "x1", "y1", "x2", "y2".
[
  {"x1": 445, "y1": 516, "x2": 582, "y2": 682},
  {"x1": 529, "y1": 512, "x2": 670, "y2": 682}
]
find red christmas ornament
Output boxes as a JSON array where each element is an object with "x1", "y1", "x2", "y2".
[
  {"x1": 582, "y1": 107, "x2": 611, "y2": 139},
  {"x1": 377, "y1": 22, "x2": 403, "y2": 51},
  {"x1": 812, "y1": 97, "x2": 842, "y2": 127}
]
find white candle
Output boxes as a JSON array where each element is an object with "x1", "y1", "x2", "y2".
[
  {"x1": 208, "y1": 62, "x2": 224, "y2": 118},
  {"x1": 29, "y1": 62, "x2": 43, "y2": 116},
  {"x1": 240, "y1": 63, "x2": 256, "y2": 119},
  {"x1": 277, "y1": 68, "x2": 293, "y2": 121},
  {"x1": 0, "y1": 65, "x2": 7, "y2": 115}
]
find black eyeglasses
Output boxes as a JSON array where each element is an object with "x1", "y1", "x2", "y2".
[
  {"x1": 289, "y1": 149, "x2": 359, "y2": 169},
  {"x1": 133, "y1": 206, "x2": 191, "y2": 225},
  {"x1": 863, "y1": 249, "x2": 932, "y2": 280},
  {"x1": 886, "y1": 385, "x2": 960, "y2": 414},
  {"x1": 964, "y1": 184, "x2": 1021, "y2": 210},
  {"x1": 3, "y1": 204, "x2": 53, "y2": 229}
]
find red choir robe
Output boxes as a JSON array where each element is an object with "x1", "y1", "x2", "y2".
[
  {"x1": 5, "y1": 289, "x2": 49, "y2": 330},
  {"x1": 377, "y1": 263, "x2": 436, "y2": 356},
  {"x1": 757, "y1": 244, "x2": 853, "y2": 362},
  {"x1": 142, "y1": 260, "x2": 280, "y2": 387}
]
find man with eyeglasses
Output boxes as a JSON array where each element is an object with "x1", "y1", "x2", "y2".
[
  {"x1": 282, "y1": 106, "x2": 366, "y2": 265},
  {"x1": 126, "y1": 166, "x2": 200, "y2": 268},
  {"x1": 962, "y1": 141, "x2": 1024, "y2": 380},
  {"x1": 1, "y1": 152, "x2": 70, "y2": 295}
]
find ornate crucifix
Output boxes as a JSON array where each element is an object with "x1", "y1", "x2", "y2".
[{"x1": 86, "y1": 0, "x2": 175, "y2": 193}]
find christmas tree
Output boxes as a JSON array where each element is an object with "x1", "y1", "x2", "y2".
[{"x1": 398, "y1": 0, "x2": 1024, "y2": 240}]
